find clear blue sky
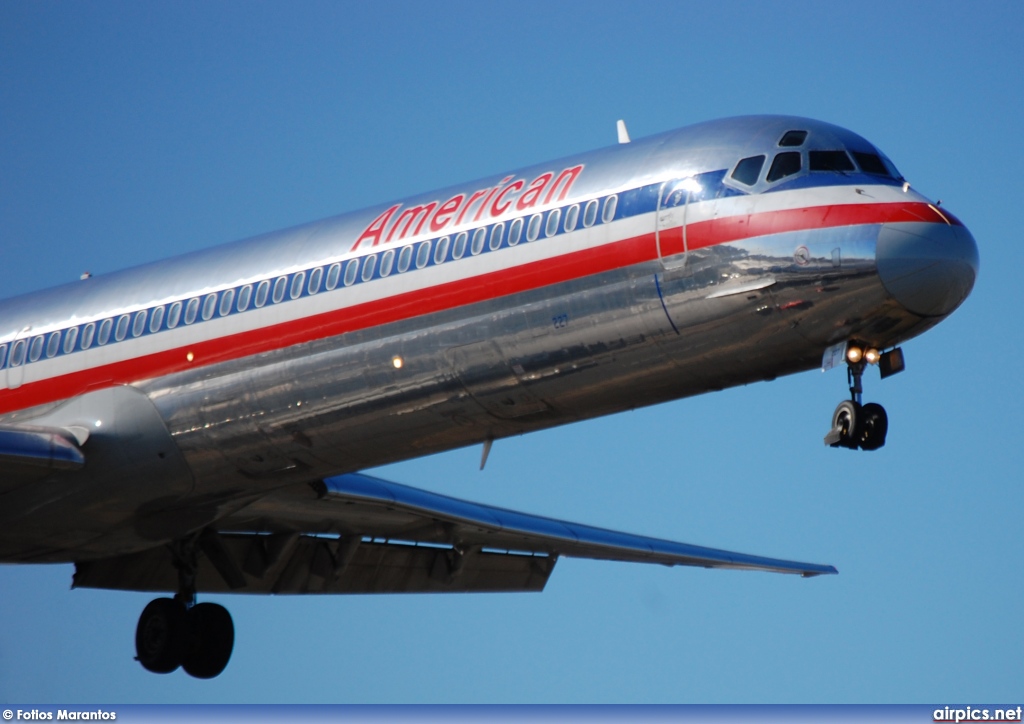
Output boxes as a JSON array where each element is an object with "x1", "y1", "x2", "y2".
[{"x1": 1, "y1": 0, "x2": 1021, "y2": 704}]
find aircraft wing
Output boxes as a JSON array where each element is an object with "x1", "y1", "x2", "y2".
[
  {"x1": 0, "y1": 424, "x2": 87, "y2": 493},
  {"x1": 73, "y1": 472, "x2": 837, "y2": 595}
]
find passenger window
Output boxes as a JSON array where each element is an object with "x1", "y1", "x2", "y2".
[
  {"x1": 272, "y1": 276, "x2": 287, "y2": 303},
  {"x1": 344, "y1": 259, "x2": 359, "y2": 286},
  {"x1": 28, "y1": 335, "x2": 43, "y2": 362},
  {"x1": 602, "y1": 195, "x2": 618, "y2": 223},
  {"x1": 219, "y1": 289, "x2": 235, "y2": 316},
  {"x1": 46, "y1": 332, "x2": 61, "y2": 358},
  {"x1": 150, "y1": 306, "x2": 165, "y2": 332},
  {"x1": 564, "y1": 204, "x2": 579, "y2": 232},
  {"x1": 490, "y1": 223, "x2": 504, "y2": 251},
  {"x1": 526, "y1": 214, "x2": 542, "y2": 241},
  {"x1": 471, "y1": 227, "x2": 486, "y2": 255},
  {"x1": 545, "y1": 209, "x2": 561, "y2": 237},
  {"x1": 81, "y1": 323, "x2": 96, "y2": 349},
  {"x1": 416, "y1": 240, "x2": 432, "y2": 268},
  {"x1": 380, "y1": 249, "x2": 395, "y2": 277},
  {"x1": 361, "y1": 254, "x2": 377, "y2": 281},
  {"x1": 63, "y1": 327, "x2": 79, "y2": 354},
  {"x1": 852, "y1": 151, "x2": 893, "y2": 177},
  {"x1": 766, "y1": 152, "x2": 802, "y2": 182},
  {"x1": 434, "y1": 236, "x2": 450, "y2": 264},
  {"x1": 582, "y1": 199, "x2": 598, "y2": 227},
  {"x1": 308, "y1": 267, "x2": 323, "y2": 295},
  {"x1": 452, "y1": 232, "x2": 467, "y2": 259},
  {"x1": 254, "y1": 280, "x2": 271, "y2": 306},
  {"x1": 809, "y1": 150, "x2": 855, "y2": 172},
  {"x1": 98, "y1": 318, "x2": 114, "y2": 344},
  {"x1": 398, "y1": 244, "x2": 414, "y2": 270},
  {"x1": 236, "y1": 286, "x2": 252, "y2": 312},
  {"x1": 731, "y1": 155, "x2": 765, "y2": 186},
  {"x1": 508, "y1": 218, "x2": 523, "y2": 246},
  {"x1": 0, "y1": 343, "x2": 7, "y2": 369},
  {"x1": 201, "y1": 294, "x2": 217, "y2": 320},
  {"x1": 132, "y1": 310, "x2": 148, "y2": 337},
  {"x1": 290, "y1": 272, "x2": 305, "y2": 299},
  {"x1": 325, "y1": 263, "x2": 341, "y2": 290},
  {"x1": 779, "y1": 130, "x2": 807, "y2": 147},
  {"x1": 184, "y1": 298, "x2": 200, "y2": 324},
  {"x1": 11, "y1": 340, "x2": 25, "y2": 366},
  {"x1": 114, "y1": 314, "x2": 130, "y2": 341},
  {"x1": 168, "y1": 301, "x2": 182, "y2": 327}
]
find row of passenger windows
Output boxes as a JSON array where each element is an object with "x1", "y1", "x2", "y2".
[
  {"x1": 730, "y1": 148, "x2": 895, "y2": 186},
  {"x1": 0, "y1": 195, "x2": 620, "y2": 371}
]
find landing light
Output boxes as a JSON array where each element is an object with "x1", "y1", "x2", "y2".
[
  {"x1": 392, "y1": 356, "x2": 403, "y2": 369},
  {"x1": 864, "y1": 348, "x2": 881, "y2": 364},
  {"x1": 846, "y1": 345, "x2": 863, "y2": 364}
]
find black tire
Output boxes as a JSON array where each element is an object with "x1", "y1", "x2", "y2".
[
  {"x1": 182, "y1": 602, "x2": 234, "y2": 679},
  {"x1": 859, "y1": 402, "x2": 888, "y2": 451},
  {"x1": 831, "y1": 400, "x2": 861, "y2": 449},
  {"x1": 135, "y1": 597, "x2": 187, "y2": 674}
]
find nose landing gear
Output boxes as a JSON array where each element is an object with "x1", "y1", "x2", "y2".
[
  {"x1": 135, "y1": 538, "x2": 234, "y2": 679},
  {"x1": 824, "y1": 343, "x2": 894, "y2": 451}
]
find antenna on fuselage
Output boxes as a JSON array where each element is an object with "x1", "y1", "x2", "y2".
[{"x1": 616, "y1": 120, "x2": 631, "y2": 144}]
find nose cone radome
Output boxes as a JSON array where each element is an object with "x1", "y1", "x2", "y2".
[{"x1": 876, "y1": 219, "x2": 979, "y2": 317}]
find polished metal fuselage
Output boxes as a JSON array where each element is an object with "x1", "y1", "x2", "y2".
[{"x1": 0, "y1": 116, "x2": 972, "y2": 562}]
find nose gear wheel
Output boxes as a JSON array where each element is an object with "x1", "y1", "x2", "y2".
[{"x1": 824, "y1": 346, "x2": 888, "y2": 451}]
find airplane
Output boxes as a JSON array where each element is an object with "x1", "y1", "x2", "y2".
[{"x1": 0, "y1": 115, "x2": 978, "y2": 679}]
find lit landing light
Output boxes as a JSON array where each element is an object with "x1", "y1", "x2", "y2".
[
  {"x1": 186, "y1": 352, "x2": 194, "y2": 362},
  {"x1": 392, "y1": 356, "x2": 403, "y2": 369},
  {"x1": 846, "y1": 344, "x2": 881, "y2": 365}
]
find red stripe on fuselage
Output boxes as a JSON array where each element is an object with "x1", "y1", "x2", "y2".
[{"x1": 0, "y1": 200, "x2": 945, "y2": 414}]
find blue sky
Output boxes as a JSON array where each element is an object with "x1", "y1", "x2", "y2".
[{"x1": 1, "y1": 0, "x2": 1021, "y2": 704}]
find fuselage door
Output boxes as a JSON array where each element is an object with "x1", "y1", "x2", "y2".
[{"x1": 656, "y1": 178, "x2": 698, "y2": 270}]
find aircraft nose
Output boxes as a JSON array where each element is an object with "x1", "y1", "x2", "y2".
[{"x1": 876, "y1": 217, "x2": 979, "y2": 317}]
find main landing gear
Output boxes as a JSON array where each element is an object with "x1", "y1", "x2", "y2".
[
  {"x1": 135, "y1": 540, "x2": 234, "y2": 679},
  {"x1": 824, "y1": 342, "x2": 904, "y2": 451}
]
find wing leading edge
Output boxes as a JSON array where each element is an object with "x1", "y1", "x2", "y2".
[
  {"x1": 73, "y1": 472, "x2": 836, "y2": 595},
  {"x1": 320, "y1": 473, "x2": 838, "y2": 576}
]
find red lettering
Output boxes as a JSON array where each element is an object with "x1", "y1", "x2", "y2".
[
  {"x1": 456, "y1": 188, "x2": 491, "y2": 226},
  {"x1": 430, "y1": 195, "x2": 465, "y2": 232},
  {"x1": 386, "y1": 202, "x2": 438, "y2": 243},
  {"x1": 352, "y1": 204, "x2": 400, "y2": 251},
  {"x1": 490, "y1": 180, "x2": 524, "y2": 217},
  {"x1": 543, "y1": 164, "x2": 584, "y2": 204},
  {"x1": 515, "y1": 172, "x2": 553, "y2": 211},
  {"x1": 475, "y1": 176, "x2": 513, "y2": 221}
]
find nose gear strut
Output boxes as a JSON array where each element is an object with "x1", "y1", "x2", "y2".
[{"x1": 824, "y1": 343, "x2": 889, "y2": 451}]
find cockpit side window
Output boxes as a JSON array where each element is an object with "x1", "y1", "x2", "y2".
[
  {"x1": 851, "y1": 151, "x2": 893, "y2": 178},
  {"x1": 730, "y1": 155, "x2": 766, "y2": 186},
  {"x1": 778, "y1": 130, "x2": 807, "y2": 147},
  {"x1": 809, "y1": 150, "x2": 855, "y2": 172},
  {"x1": 766, "y1": 151, "x2": 801, "y2": 182}
]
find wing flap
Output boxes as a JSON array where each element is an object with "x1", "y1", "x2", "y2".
[{"x1": 73, "y1": 533, "x2": 555, "y2": 594}]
